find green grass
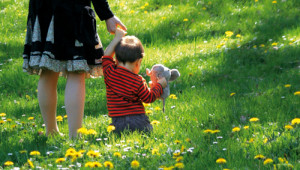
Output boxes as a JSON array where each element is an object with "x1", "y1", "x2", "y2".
[{"x1": 0, "y1": 0, "x2": 300, "y2": 169}]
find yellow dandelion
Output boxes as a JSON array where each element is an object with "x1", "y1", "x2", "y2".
[
  {"x1": 216, "y1": 158, "x2": 227, "y2": 164},
  {"x1": 107, "y1": 125, "x2": 116, "y2": 133},
  {"x1": 161, "y1": 17, "x2": 167, "y2": 20},
  {"x1": 185, "y1": 138, "x2": 191, "y2": 142},
  {"x1": 152, "y1": 148, "x2": 159, "y2": 155},
  {"x1": 56, "y1": 158, "x2": 66, "y2": 163},
  {"x1": 212, "y1": 130, "x2": 220, "y2": 134},
  {"x1": 230, "y1": 92, "x2": 236, "y2": 96},
  {"x1": 284, "y1": 125, "x2": 293, "y2": 130},
  {"x1": 173, "y1": 152, "x2": 181, "y2": 157},
  {"x1": 28, "y1": 117, "x2": 34, "y2": 120},
  {"x1": 254, "y1": 154, "x2": 265, "y2": 159},
  {"x1": 180, "y1": 145, "x2": 185, "y2": 152},
  {"x1": 114, "y1": 152, "x2": 121, "y2": 158},
  {"x1": 225, "y1": 31, "x2": 234, "y2": 37},
  {"x1": 87, "y1": 150, "x2": 100, "y2": 158},
  {"x1": 78, "y1": 150, "x2": 85, "y2": 154},
  {"x1": 151, "y1": 120, "x2": 160, "y2": 125},
  {"x1": 0, "y1": 120, "x2": 4, "y2": 124},
  {"x1": 291, "y1": 118, "x2": 300, "y2": 125},
  {"x1": 130, "y1": 10, "x2": 135, "y2": 14},
  {"x1": 4, "y1": 161, "x2": 13, "y2": 166},
  {"x1": 236, "y1": 34, "x2": 241, "y2": 38},
  {"x1": 56, "y1": 116, "x2": 63, "y2": 122},
  {"x1": 175, "y1": 162, "x2": 184, "y2": 169},
  {"x1": 176, "y1": 156, "x2": 184, "y2": 162},
  {"x1": 0, "y1": 113, "x2": 6, "y2": 117},
  {"x1": 77, "y1": 127, "x2": 88, "y2": 134},
  {"x1": 202, "y1": 7, "x2": 207, "y2": 10},
  {"x1": 263, "y1": 158, "x2": 273, "y2": 165},
  {"x1": 87, "y1": 129, "x2": 97, "y2": 135},
  {"x1": 243, "y1": 126, "x2": 249, "y2": 129},
  {"x1": 28, "y1": 159, "x2": 34, "y2": 168},
  {"x1": 232, "y1": 127, "x2": 240, "y2": 132},
  {"x1": 26, "y1": 95, "x2": 31, "y2": 100},
  {"x1": 294, "y1": 91, "x2": 300, "y2": 95},
  {"x1": 93, "y1": 162, "x2": 103, "y2": 168},
  {"x1": 30, "y1": 151, "x2": 40, "y2": 156},
  {"x1": 168, "y1": 4, "x2": 172, "y2": 8},
  {"x1": 7, "y1": 118, "x2": 12, "y2": 122},
  {"x1": 249, "y1": 138, "x2": 254, "y2": 143},
  {"x1": 131, "y1": 160, "x2": 140, "y2": 169},
  {"x1": 174, "y1": 140, "x2": 181, "y2": 144},
  {"x1": 20, "y1": 150, "x2": 27, "y2": 154},
  {"x1": 146, "y1": 110, "x2": 153, "y2": 114},
  {"x1": 144, "y1": 2, "x2": 149, "y2": 6},
  {"x1": 204, "y1": 129, "x2": 213, "y2": 134},
  {"x1": 66, "y1": 148, "x2": 76, "y2": 154},
  {"x1": 253, "y1": 45, "x2": 257, "y2": 48},
  {"x1": 271, "y1": 42, "x2": 278, "y2": 46},
  {"x1": 250, "y1": 117, "x2": 259, "y2": 122},
  {"x1": 263, "y1": 138, "x2": 268, "y2": 144},
  {"x1": 140, "y1": 6, "x2": 145, "y2": 9},
  {"x1": 272, "y1": 1, "x2": 277, "y2": 3},
  {"x1": 260, "y1": 44, "x2": 265, "y2": 47},
  {"x1": 284, "y1": 84, "x2": 291, "y2": 88},
  {"x1": 144, "y1": 11, "x2": 148, "y2": 14},
  {"x1": 169, "y1": 94, "x2": 176, "y2": 99},
  {"x1": 183, "y1": 18, "x2": 188, "y2": 22},
  {"x1": 104, "y1": 161, "x2": 114, "y2": 169},
  {"x1": 278, "y1": 157, "x2": 285, "y2": 163},
  {"x1": 64, "y1": 115, "x2": 68, "y2": 118},
  {"x1": 255, "y1": 0, "x2": 258, "y2": 2},
  {"x1": 85, "y1": 162, "x2": 94, "y2": 168},
  {"x1": 154, "y1": 107, "x2": 161, "y2": 111}
]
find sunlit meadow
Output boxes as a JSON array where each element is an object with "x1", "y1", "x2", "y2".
[{"x1": 0, "y1": 0, "x2": 299, "y2": 169}]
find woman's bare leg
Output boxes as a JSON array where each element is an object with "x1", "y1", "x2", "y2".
[
  {"x1": 38, "y1": 69, "x2": 60, "y2": 136},
  {"x1": 65, "y1": 72, "x2": 85, "y2": 139}
]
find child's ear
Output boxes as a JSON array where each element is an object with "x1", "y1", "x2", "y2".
[{"x1": 169, "y1": 69, "x2": 180, "y2": 81}]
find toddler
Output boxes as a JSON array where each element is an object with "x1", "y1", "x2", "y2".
[{"x1": 102, "y1": 28, "x2": 167, "y2": 134}]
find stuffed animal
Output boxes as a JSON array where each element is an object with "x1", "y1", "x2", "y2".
[{"x1": 146, "y1": 64, "x2": 180, "y2": 112}]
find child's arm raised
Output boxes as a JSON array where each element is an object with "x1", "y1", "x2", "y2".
[{"x1": 104, "y1": 28, "x2": 126, "y2": 57}]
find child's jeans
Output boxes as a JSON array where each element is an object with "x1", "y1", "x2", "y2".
[{"x1": 111, "y1": 114, "x2": 153, "y2": 134}]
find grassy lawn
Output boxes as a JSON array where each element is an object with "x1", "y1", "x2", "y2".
[{"x1": 0, "y1": 0, "x2": 299, "y2": 169}]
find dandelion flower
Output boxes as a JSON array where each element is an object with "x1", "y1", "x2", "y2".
[
  {"x1": 27, "y1": 159, "x2": 34, "y2": 168},
  {"x1": 144, "y1": 11, "x2": 148, "y2": 14},
  {"x1": 4, "y1": 161, "x2": 13, "y2": 166},
  {"x1": 236, "y1": 34, "x2": 241, "y2": 38},
  {"x1": 114, "y1": 152, "x2": 121, "y2": 158},
  {"x1": 154, "y1": 107, "x2": 161, "y2": 111},
  {"x1": 107, "y1": 125, "x2": 116, "y2": 133},
  {"x1": 130, "y1": 10, "x2": 135, "y2": 14},
  {"x1": 225, "y1": 31, "x2": 234, "y2": 37},
  {"x1": 143, "y1": 103, "x2": 151, "y2": 107},
  {"x1": 230, "y1": 93, "x2": 236, "y2": 96},
  {"x1": 284, "y1": 84, "x2": 291, "y2": 88},
  {"x1": 0, "y1": 113, "x2": 6, "y2": 117},
  {"x1": 152, "y1": 148, "x2": 159, "y2": 155},
  {"x1": 131, "y1": 160, "x2": 140, "y2": 169},
  {"x1": 232, "y1": 127, "x2": 240, "y2": 132},
  {"x1": 271, "y1": 42, "x2": 278, "y2": 46},
  {"x1": 202, "y1": 7, "x2": 207, "y2": 10},
  {"x1": 66, "y1": 148, "x2": 76, "y2": 154},
  {"x1": 55, "y1": 158, "x2": 66, "y2": 163},
  {"x1": 185, "y1": 138, "x2": 191, "y2": 142},
  {"x1": 30, "y1": 151, "x2": 41, "y2": 156},
  {"x1": 176, "y1": 156, "x2": 184, "y2": 162},
  {"x1": 243, "y1": 126, "x2": 249, "y2": 129},
  {"x1": 28, "y1": 117, "x2": 34, "y2": 120},
  {"x1": 56, "y1": 116, "x2": 63, "y2": 122},
  {"x1": 144, "y1": 2, "x2": 149, "y2": 6},
  {"x1": 85, "y1": 162, "x2": 94, "y2": 168},
  {"x1": 87, "y1": 129, "x2": 97, "y2": 135},
  {"x1": 174, "y1": 140, "x2": 181, "y2": 144},
  {"x1": 168, "y1": 4, "x2": 172, "y2": 8},
  {"x1": 140, "y1": 6, "x2": 145, "y2": 9},
  {"x1": 249, "y1": 138, "x2": 254, "y2": 143},
  {"x1": 77, "y1": 127, "x2": 88, "y2": 134},
  {"x1": 272, "y1": 1, "x2": 277, "y2": 3},
  {"x1": 294, "y1": 91, "x2": 300, "y2": 95},
  {"x1": 64, "y1": 115, "x2": 68, "y2": 118},
  {"x1": 291, "y1": 118, "x2": 300, "y2": 125},
  {"x1": 263, "y1": 138, "x2": 268, "y2": 143},
  {"x1": 175, "y1": 162, "x2": 184, "y2": 169},
  {"x1": 212, "y1": 130, "x2": 220, "y2": 134},
  {"x1": 93, "y1": 162, "x2": 102, "y2": 167},
  {"x1": 161, "y1": 17, "x2": 167, "y2": 20},
  {"x1": 104, "y1": 161, "x2": 114, "y2": 169},
  {"x1": 260, "y1": 44, "x2": 265, "y2": 47},
  {"x1": 146, "y1": 110, "x2": 153, "y2": 114},
  {"x1": 173, "y1": 152, "x2": 181, "y2": 157},
  {"x1": 263, "y1": 158, "x2": 273, "y2": 165},
  {"x1": 87, "y1": 150, "x2": 100, "y2": 158},
  {"x1": 0, "y1": 120, "x2": 4, "y2": 124},
  {"x1": 285, "y1": 125, "x2": 293, "y2": 130},
  {"x1": 26, "y1": 95, "x2": 31, "y2": 100},
  {"x1": 20, "y1": 150, "x2": 27, "y2": 154},
  {"x1": 169, "y1": 94, "x2": 176, "y2": 99},
  {"x1": 151, "y1": 120, "x2": 160, "y2": 125},
  {"x1": 254, "y1": 154, "x2": 265, "y2": 159},
  {"x1": 204, "y1": 129, "x2": 213, "y2": 134},
  {"x1": 216, "y1": 158, "x2": 227, "y2": 164},
  {"x1": 250, "y1": 117, "x2": 259, "y2": 122}
]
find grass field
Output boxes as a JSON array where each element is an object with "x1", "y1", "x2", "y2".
[{"x1": 0, "y1": 0, "x2": 299, "y2": 169}]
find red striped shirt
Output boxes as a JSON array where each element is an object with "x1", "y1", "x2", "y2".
[{"x1": 102, "y1": 56, "x2": 163, "y2": 117}]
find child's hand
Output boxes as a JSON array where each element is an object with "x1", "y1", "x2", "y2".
[
  {"x1": 158, "y1": 77, "x2": 167, "y2": 88},
  {"x1": 115, "y1": 28, "x2": 127, "y2": 39}
]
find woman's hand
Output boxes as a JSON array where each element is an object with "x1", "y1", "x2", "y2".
[{"x1": 105, "y1": 16, "x2": 127, "y2": 34}]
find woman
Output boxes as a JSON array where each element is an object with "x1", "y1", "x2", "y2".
[{"x1": 22, "y1": 0, "x2": 126, "y2": 138}]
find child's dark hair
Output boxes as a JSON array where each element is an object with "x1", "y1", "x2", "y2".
[{"x1": 115, "y1": 36, "x2": 144, "y2": 64}]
